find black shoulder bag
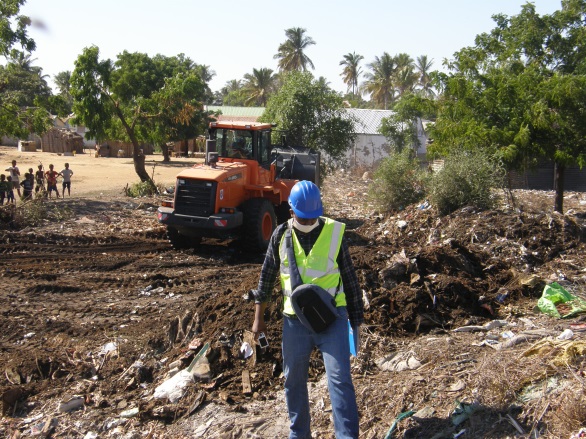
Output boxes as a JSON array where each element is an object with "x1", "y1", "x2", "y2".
[{"x1": 285, "y1": 227, "x2": 338, "y2": 333}]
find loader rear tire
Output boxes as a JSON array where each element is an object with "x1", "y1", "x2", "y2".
[{"x1": 242, "y1": 198, "x2": 276, "y2": 252}]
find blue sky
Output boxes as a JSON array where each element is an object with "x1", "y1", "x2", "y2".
[{"x1": 20, "y1": 0, "x2": 562, "y2": 95}]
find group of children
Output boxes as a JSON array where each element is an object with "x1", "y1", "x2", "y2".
[{"x1": 0, "y1": 160, "x2": 74, "y2": 205}]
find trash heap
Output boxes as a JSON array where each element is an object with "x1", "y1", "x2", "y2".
[{"x1": 0, "y1": 178, "x2": 585, "y2": 438}]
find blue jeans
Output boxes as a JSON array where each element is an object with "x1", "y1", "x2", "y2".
[{"x1": 282, "y1": 306, "x2": 359, "y2": 439}]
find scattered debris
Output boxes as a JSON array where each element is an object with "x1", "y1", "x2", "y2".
[
  {"x1": 0, "y1": 174, "x2": 585, "y2": 438},
  {"x1": 58, "y1": 396, "x2": 84, "y2": 413},
  {"x1": 153, "y1": 370, "x2": 194, "y2": 403},
  {"x1": 376, "y1": 351, "x2": 422, "y2": 372},
  {"x1": 537, "y1": 282, "x2": 586, "y2": 318},
  {"x1": 452, "y1": 319, "x2": 508, "y2": 333}
]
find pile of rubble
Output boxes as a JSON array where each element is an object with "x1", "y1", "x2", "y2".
[{"x1": 0, "y1": 174, "x2": 585, "y2": 438}]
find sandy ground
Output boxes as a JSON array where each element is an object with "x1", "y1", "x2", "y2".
[{"x1": 0, "y1": 146, "x2": 201, "y2": 197}]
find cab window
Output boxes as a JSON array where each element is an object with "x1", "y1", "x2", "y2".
[
  {"x1": 259, "y1": 130, "x2": 271, "y2": 167},
  {"x1": 216, "y1": 129, "x2": 253, "y2": 159}
]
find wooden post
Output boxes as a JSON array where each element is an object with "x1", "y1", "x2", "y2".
[
  {"x1": 242, "y1": 370, "x2": 252, "y2": 394},
  {"x1": 243, "y1": 330, "x2": 257, "y2": 366}
]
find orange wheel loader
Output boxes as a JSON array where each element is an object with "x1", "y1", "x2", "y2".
[{"x1": 157, "y1": 121, "x2": 320, "y2": 251}]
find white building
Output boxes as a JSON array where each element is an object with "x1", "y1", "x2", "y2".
[
  {"x1": 342, "y1": 108, "x2": 428, "y2": 168},
  {"x1": 204, "y1": 106, "x2": 428, "y2": 169}
]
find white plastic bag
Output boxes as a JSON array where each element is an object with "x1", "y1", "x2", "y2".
[{"x1": 154, "y1": 369, "x2": 193, "y2": 403}]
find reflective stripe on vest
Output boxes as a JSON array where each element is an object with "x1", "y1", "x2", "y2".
[{"x1": 279, "y1": 218, "x2": 347, "y2": 315}]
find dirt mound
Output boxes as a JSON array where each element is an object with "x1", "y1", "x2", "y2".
[{"x1": 1, "y1": 175, "x2": 585, "y2": 438}]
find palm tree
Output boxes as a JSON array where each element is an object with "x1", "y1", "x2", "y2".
[
  {"x1": 392, "y1": 53, "x2": 417, "y2": 98},
  {"x1": 243, "y1": 68, "x2": 276, "y2": 106},
  {"x1": 415, "y1": 55, "x2": 435, "y2": 98},
  {"x1": 9, "y1": 51, "x2": 35, "y2": 70},
  {"x1": 221, "y1": 79, "x2": 242, "y2": 96},
  {"x1": 315, "y1": 76, "x2": 331, "y2": 89},
  {"x1": 54, "y1": 71, "x2": 72, "y2": 94},
  {"x1": 395, "y1": 65, "x2": 417, "y2": 97},
  {"x1": 274, "y1": 27, "x2": 316, "y2": 72},
  {"x1": 195, "y1": 64, "x2": 216, "y2": 84},
  {"x1": 340, "y1": 52, "x2": 364, "y2": 96},
  {"x1": 394, "y1": 53, "x2": 414, "y2": 70},
  {"x1": 362, "y1": 52, "x2": 397, "y2": 109},
  {"x1": 195, "y1": 64, "x2": 216, "y2": 103}
]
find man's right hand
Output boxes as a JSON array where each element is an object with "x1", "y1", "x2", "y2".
[{"x1": 252, "y1": 302, "x2": 268, "y2": 340}]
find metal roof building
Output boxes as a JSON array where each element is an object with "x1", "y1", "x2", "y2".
[{"x1": 204, "y1": 106, "x2": 428, "y2": 167}]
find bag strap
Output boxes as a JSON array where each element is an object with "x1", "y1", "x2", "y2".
[{"x1": 284, "y1": 226, "x2": 303, "y2": 291}]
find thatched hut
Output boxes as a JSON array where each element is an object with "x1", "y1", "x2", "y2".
[{"x1": 41, "y1": 128, "x2": 84, "y2": 154}]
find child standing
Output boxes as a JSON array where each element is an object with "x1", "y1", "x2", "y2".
[
  {"x1": 5, "y1": 160, "x2": 21, "y2": 198},
  {"x1": 0, "y1": 174, "x2": 9, "y2": 205},
  {"x1": 45, "y1": 164, "x2": 60, "y2": 199},
  {"x1": 59, "y1": 163, "x2": 74, "y2": 197},
  {"x1": 20, "y1": 173, "x2": 33, "y2": 201},
  {"x1": 35, "y1": 164, "x2": 46, "y2": 197},
  {"x1": 6, "y1": 176, "x2": 15, "y2": 204}
]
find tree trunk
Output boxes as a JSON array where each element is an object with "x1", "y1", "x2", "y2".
[
  {"x1": 161, "y1": 143, "x2": 171, "y2": 162},
  {"x1": 113, "y1": 105, "x2": 154, "y2": 185},
  {"x1": 553, "y1": 161, "x2": 565, "y2": 213}
]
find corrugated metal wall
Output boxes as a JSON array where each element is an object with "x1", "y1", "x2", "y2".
[{"x1": 508, "y1": 163, "x2": 586, "y2": 191}]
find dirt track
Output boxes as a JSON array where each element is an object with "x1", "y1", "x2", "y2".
[
  {"x1": 0, "y1": 145, "x2": 200, "y2": 197},
  {"x1": 1, "y1": 148, "x2": 586, "y2": 438}
]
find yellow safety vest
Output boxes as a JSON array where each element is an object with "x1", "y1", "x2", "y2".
[{"x1": 279, "y1": 218, "x2": 347, "y2": 315}]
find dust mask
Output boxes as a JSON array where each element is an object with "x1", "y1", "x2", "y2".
[{"x1": 292, "y1": 218, "x2": 319, "y2": 233}]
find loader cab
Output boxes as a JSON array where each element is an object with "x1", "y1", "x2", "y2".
[{"x1": 208, "y1": 122, "x2": 272, "y2": 168}]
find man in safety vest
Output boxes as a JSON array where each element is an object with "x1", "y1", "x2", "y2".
[{"x1": 251, "y1": 180, "x2": 364, "y2": 439}]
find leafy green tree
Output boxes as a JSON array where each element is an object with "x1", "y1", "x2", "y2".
[
  {"x1": 46, "y1": 94, "x2": 70, "y2": 118},
  {"x1": 2, "y1": 52, "x2": 51, "y2": 106},
  {"x1": 145, "y1": 72, "x2": 208, "y2": 162},
  {"x1": 274, "y1": 27, "x2": 316, "y2": 72},
  {"x1": 0, "y1": 53, "x2": 52, "y2": 137},
  {"x1": 242, "y1": 68, "x2": 276, "y2": 106},
  {"x1": 0, "y1": 0, "x2": 35, "y2": 56},
  {"x1": 71, "y1": 46, "x2": 209, "y2": 184},
  {"x1": 430, "y1": 1, "x2": 586, "y2": 212},
  {"x1": 260, "y1": 71, "x2": 356, "y2": 162},
  {"x1": 379, "y1": 93, "x2": 433, "y2": 152},
  {"x1": 0, "y1": 1, "x2": 52, "y2": 138},
  {"x1": 339, "y1": 52, "x2": 364, "y2": 96}
]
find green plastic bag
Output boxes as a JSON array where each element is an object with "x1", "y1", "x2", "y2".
[{"x1": 537, "y1": 282, "x2": 586, "y2": 318}]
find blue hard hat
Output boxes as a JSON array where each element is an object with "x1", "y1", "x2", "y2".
[{"x1": 288, "y1": 181, "x2": 323, "y2": 219}]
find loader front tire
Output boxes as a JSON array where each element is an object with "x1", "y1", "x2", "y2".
[{"x1": 242, "y1": 198, "x2": 276, "y2": 252}]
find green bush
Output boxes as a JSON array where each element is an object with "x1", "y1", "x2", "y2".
[
  {"x1": 369, "y1": 148, "x2": 427, "y2": 212},
  {"x1": 124, "y1": 181, "x2": 161, "y2": 197},
  {"x1": 428, "y1": 149, "x2": 505, "y2": 215},
  {"x1": 0, "y1": 199, "x2": 72, "y2": 230}
]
